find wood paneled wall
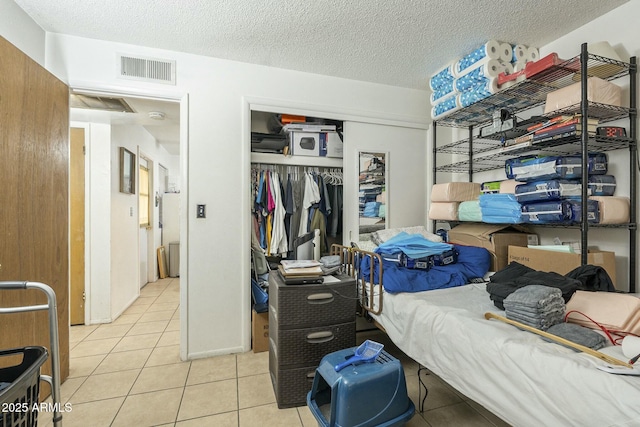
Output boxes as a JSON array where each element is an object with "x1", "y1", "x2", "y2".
[{"x1": 0, "y1": 36, "x2": 70, "y2": 383}]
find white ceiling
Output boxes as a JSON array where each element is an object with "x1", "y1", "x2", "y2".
[{"x1": 15, "y1": 0, "x2": 628, "y2": 153}]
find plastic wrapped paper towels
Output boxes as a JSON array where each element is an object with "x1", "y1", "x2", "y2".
[
  {"x1": 428, "y1": 202, "x2": 459, "y2": 221},
  {"x1": 431, "y1": 182, "x2": 481, "y2": 202},
  {"x1": 454, "y1": 40, "x2": 505, "y2": 76}
]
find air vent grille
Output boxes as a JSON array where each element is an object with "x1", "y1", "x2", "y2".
[{"x1": 118, "y1": 54, "x2": 176, "y2": 85}]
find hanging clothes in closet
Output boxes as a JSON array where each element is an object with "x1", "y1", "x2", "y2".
[{"x1": 251, "y1": 164, "x2": 343, "y2": 259}]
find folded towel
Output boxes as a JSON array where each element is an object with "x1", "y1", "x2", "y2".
[
  {"x1": 545, "y1": 322, "x2": 607, "y2": 350},
  {"x1": 504, "y1": 285, "x2": 563, "y2": 309},
  {"x1": 507, "y1": 310, "x2": 565, "y2": 330}
]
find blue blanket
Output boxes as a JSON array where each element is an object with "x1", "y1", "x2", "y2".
[
  {"x1": 375, "y1": 231, "x2": 453, "y2": 258},
  {"x1": 361, "y1": 244, "x2": 491, "y2": 293}
]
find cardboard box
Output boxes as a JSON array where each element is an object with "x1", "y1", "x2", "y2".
[
  {"x1": 322, "y1": 131, "x2": 343, "y2": 158},
  {"x1": 448, "y1": 224, "x2": 538, "y2": 272},
  {"x1": 252, "y1": 309, "x2": 269, "y2": 353},
  {"x1": 507, "y1": 246, "x2": 616, "y2": 286}
]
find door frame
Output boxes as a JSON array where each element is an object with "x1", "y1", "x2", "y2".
[{"x1": 69, "y1": 82, "x2": 189, "y2": 358}]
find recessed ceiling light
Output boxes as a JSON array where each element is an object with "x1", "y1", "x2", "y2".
[{"x1": 148, "y1": 111, "x2": 166, "y2": 120}]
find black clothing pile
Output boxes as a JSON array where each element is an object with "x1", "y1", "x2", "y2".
[{"x1": 486, "y1": 262, "x2": 616, "y2": 310}]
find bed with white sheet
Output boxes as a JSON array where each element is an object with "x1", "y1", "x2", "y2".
[{"x1": 333, "y1": 229, "x2": 640, "y2": 427}]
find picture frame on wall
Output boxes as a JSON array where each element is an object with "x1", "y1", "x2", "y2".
[{"x1": 120, "y1": 147, "x2": 136, "y2": 194}]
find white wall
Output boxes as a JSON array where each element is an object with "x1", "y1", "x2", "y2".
[
  {"x1": 110, "y1": 124, "x2": 180, "y2": 319},
  {"x1": 44, "y1": 33, "x2": 429, "y2": 358},
  {"x1": 0, "y1": 0, "x2": 45, "y2": 65}
]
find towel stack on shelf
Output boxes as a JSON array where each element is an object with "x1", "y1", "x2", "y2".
[
  {"x1": 503, "y1": 285, "x2": 565, "y2": 331},
  {"x1": 430, "y1": 40, "x2": 539, "y2": 120}
]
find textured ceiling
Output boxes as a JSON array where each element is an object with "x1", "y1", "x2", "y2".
[
  {"x1": 13, "y1": 0, "x2": 628, "y2": 153},
  {"x1": 13, "y1": 0, "x2": 627, "y2": 90}
]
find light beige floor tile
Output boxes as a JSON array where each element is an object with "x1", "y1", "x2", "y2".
[
  {"x1": 187, "y1": 354, "x2": 236, "y2": 385},
  {"x1": 69, "y1": 324, "x2": 99, "y2": 343},
  {"x1": 405, "y1": 412, "x2": 431, "y2": 427},
  {"x1": 239, "y1": 403, "x2": 302, "y2": 427},
  {"x1": 112, "y1": 388, "x2": 183, "y2": 427},
  {"x1": 85, "y1": 323, "x2": 133, "y2": 340},
  {"x1": 112, "y1": 312, "x2": 143, "y2": 325},
  {"x1": 57, "y1": 376, "x2": 87, "y2": 404},
  {"x1": 140, "y1": 288, "x2": 164, "y2": 297},
  {"x1": 138, "y1": 310, "x2": 175, "y2": 322},
  {"x1": 466, "y1": 399, "x2": 512, "y2": 427},
  {"x1": 68, "y1": 354, "x2": 105, "y2": 378},
  {"x1": 131, "y1": 296, "x2": 157, "y2": 307},
  {"x1": 146, "y1": 302, "x2": 179, "y2": 312},
  {"x1": 298, "y1": 405, "x2": 319, "y2": 427},
  {"x1": 424, "y1": 401, "x2": 495, "y2": 427},
  {"x1": 176, "y1": 411, "x2": 237, "y2": 426},
  {"x1": 237, "y1": 350, "x2": 269, "y2": 377},
  {"x1": 177, "y1": 379, "x2": 238, "y2": 420},
  {"x1": 126, "y1": 319, "x2": 169, "y2": 336},
  {"x1": 70, "y1": 369, "x2": 140, "y2": 404},
  {"x1": 94, "y1": 348, "x2": 153, "y2": 374},
  {"x1": 157, "y1": 330, "x2": 180, "y2": 347},
  {"x1": 130, "y1": 362, "x2": 190, "y2": 394},
  {"x1": 58, "y1": 396, "x2": 125, "y2": 427},
  {"x1": 112, "y1": 333, "x2": 161, "y2": 352},
  {"x1": 146, "y1": 344, "x2": 183, "y2": 367},
  {"x1": 70, "y1": 337, "x2": 120, "y2": 357},
  {"x1": 417, "y1": 372, "x2": 463, "y2": 411},
  {"x1": 123, "y1": 304, "x2": 149, "y2": 315},
  {"x1": 238, "y1": 372, "x2": 275, "y2": 409},
  {"x1": 166, "y1": 319, "x2": 180, "y2": 332}
]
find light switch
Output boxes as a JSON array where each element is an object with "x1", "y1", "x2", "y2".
[{"x1": 197, "y1": 204, "x2": 206, "y2": 218}]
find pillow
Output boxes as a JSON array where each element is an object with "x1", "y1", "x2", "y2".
[{"x1": 370, "y1": 226, "x2": 443, "y2": 246}]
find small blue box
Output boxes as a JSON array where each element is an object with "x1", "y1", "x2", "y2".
[{"x1": 307, "y1": 347, "x2": 415, "y2": 427}]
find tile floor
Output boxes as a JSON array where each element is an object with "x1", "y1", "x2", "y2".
[{"x1": 39, "y1": 277, "x2": 510, "y2": 427}]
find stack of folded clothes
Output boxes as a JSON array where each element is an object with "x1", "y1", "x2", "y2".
[{"x1": 503, "y1": 285, "x2": 566, "y2": 330}]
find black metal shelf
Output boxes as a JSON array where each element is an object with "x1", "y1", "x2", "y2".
[
  {"x1": 435, "y1": 53, "x2": 631, "y2": 128},
  {"x1": 431, "y1": 42, "x2": 637, "y2": 291},
  {"x1": 436, "y1": 133, "x2": 635, "y2": 174}
]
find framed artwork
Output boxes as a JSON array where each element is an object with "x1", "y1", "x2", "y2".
[{"x1": 119, "y1": 147, "x2": 136, "y2": 194}]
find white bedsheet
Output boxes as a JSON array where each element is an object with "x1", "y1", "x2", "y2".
[{"x1": 371, "y1": 283, "x2": 640, "y2": 427}]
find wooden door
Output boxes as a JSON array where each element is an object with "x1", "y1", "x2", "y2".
[
  {"x1": 70, "y1": 128, "x2": 85, "y2": 325},
  {"x1": 0, "y1": 36, "x2": 70, "y2": 382}
]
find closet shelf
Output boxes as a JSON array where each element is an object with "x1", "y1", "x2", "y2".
[{"x1": 251, "y1": 152, "x2": 342, "y2": 168}]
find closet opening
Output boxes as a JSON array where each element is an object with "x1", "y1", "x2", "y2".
[{"x1": 249, "y1": 110, "x2": 345, "y2": 352}]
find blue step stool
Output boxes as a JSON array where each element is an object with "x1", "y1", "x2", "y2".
[{"x1": 307, "y1": 346, "x2": 415, "y2": 427}]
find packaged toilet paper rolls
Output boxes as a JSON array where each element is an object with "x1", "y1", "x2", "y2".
[
  {"x1": 527, "y1": 46, "x2": 540, "y2": 62},
  {"x1": 513, "y1": 61, "x2": 527, "y2": 72},
  {"x1": 502, "y1": 62, "x2": 514, "y2": 75},
  {"x1": 430, "y1": 63, "x2": 457, "y2": 91},
  {"x1": 512, "y1": 44, "x2": 528, "y2": 63},
  {"x1": 454, "y1": 60, "x2": 504, "y2": 91},
  {"x1": 455, "y1": 40, "x2": 503, "y2": 75},
  {"x1": 622, "y1": 336, "x2": 640, "y2": 359},
  {"x1": 500, "y1": 43, "x2": 513, "y2": 63}
]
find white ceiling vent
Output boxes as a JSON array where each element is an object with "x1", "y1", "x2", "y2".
[{"x1": 118, "y1": 54, "x2": 176, "y2": 85}]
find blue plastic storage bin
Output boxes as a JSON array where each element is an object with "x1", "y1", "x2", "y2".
[{"x1": 307, "y1": 347, "x2": 415, "y2": 427}]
